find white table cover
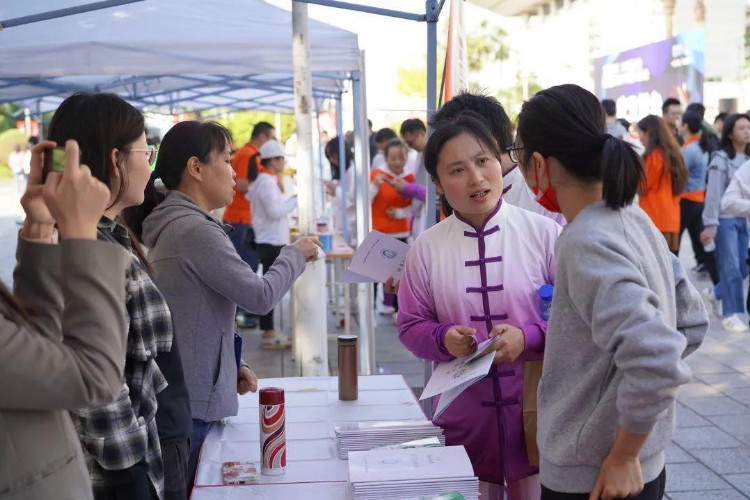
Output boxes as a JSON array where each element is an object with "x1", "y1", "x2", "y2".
[
  {"x1": 192, "y1": 375, "x2": 426, "y2": 499},
  {"x1": 190, "y1": 482, "x2": 351, "y2": 499}
]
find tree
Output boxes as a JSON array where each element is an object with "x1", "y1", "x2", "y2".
[
  {"x1": 396, "y1": 18, "x2": 509, "y2": 101},
  {"x1": 497, "y1": 73, "x2": 543, "y2": 114},
  {"x1": 0, "y1": 104, "x2": 21, "y2": 134},
  {"x1": 214, "y1": 110, "x2": 295, "y2": 147},
  {"x1": 662, "y1": 0, "x2": 676, "y2": 38},
  {"x1": 397, "y1": 66, "x2": 428, "y2": 99},
  {"x1": 466, "y1": 20, "x2": 509, "y2": 73}
]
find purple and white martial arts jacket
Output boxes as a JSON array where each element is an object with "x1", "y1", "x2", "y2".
[{"x1": 398, "y1": 199, "x2": 560, "y2": 483}]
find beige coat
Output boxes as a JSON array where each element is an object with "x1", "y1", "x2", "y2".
[{"x1": 0, "y1": 238, "x2": 129, "y2": 500}]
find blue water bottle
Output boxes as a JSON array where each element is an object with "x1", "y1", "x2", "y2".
[{"x1": 539, "y1": 284, "x2": 554, "y2": 321}]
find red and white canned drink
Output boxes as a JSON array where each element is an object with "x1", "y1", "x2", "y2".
[{"x1": 259, "y1": 387, "x2": 286, "y2": 475}]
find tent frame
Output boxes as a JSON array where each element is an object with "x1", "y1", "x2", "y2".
[
  {"x1": 2, "y1": 1, "x2": 446, "y2": 406},
  {"x1": 293, "y1": 1, "x2": 444, "y2": 416}
]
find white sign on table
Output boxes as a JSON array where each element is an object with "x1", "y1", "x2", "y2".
[{"x1": 193, "y1": 375, "x2": 427, "y2": 495}]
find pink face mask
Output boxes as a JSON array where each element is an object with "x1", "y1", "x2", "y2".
[{"x1": 532, "y1": 161, "x2": 562, "y2": 213}]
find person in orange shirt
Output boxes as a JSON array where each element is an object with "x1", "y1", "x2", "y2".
[
  {"x1": 223, "y1": 121, "x2": 276, "y2": 327},
  {"x1": 370, "y1": 138, "x2": 415, "y2": 313},
  {"x1": 636, "y1": 115, "x2": 688, "y2": 253}
]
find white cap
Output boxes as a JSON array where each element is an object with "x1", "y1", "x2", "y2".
[{"x1": 259, "y1": 140, "x2": 286, "y2": 160}]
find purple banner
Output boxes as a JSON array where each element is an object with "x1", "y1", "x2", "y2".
[{"x1": 593, "y1": 29, "x2": 704, "y2": 121}]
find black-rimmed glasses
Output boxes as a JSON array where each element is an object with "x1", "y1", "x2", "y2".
[{"x1": 505, "y1": 145, "x2": 525, "y2": 164}]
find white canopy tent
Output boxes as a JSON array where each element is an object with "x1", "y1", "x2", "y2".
[
  {"x1": 0, "y1": 0, "x2": 360, "y2": 112},
  {"x1": 0, "y1": 0, "x2": 378, "y2": 375}
]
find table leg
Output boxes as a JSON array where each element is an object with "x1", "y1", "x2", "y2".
[
  {"x1": 343, "y1": 259, "x2": 351, "y2": 335},
  {"x1": 333, "y1": 259, "x2": 342, "y2": 329}
]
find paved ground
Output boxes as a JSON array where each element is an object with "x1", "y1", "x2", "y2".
[{"x1": 2, "y1": 179, "x2": 750, "y2": 498}]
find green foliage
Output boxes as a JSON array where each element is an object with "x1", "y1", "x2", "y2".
[
  {"x1": 397, "y1": 66, "x2": 428, "y2": 99},
  {"x1": 0, "y1": 128, "x2": 28, "y2": 180},
  {"x1": 214, "y1": 110, "x2": 296, "y2": 147},
  {"x1": 0, "y1": 104, "x2": 22, "y2": 133},
  {"x1": 466, "y1": 20, "x2": 509, "y2": 73},
  {"x1": 396, "y1": 19, "x2": 508, "y2": 102},
  {"x1": 497, "y1": 74, "x2": 543, "y2": 114}
]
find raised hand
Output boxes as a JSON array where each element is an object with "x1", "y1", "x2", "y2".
[
  {"x1": 20, "y1": 141, "x2": 57, "y2": 239},
  {"x1": 43, "y1": 140, "x2": 111, "y2": 240},
  {"x1": 292, "y1": 236, "x2": 324, "y2": 262}
]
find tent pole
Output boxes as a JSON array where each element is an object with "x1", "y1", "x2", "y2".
[
  {"x1": 23, "y1": 108, "x2": 31, "y2": 138},
  {"x1": 425, "y1": 0, "x2": 439, "y2": 228},
  {"x1": 0, "y1": 0, "x2": 144, "y2": 29},
  {"x1": 315, "y1": 108, "x2": 326, "y2": 215},
  {"x1": 421, "y1": 0, "x2": 440, "y2": 419},
  {"x1": 335, "y1": 95, "x2": 348, "y2": 244},
  {"x1": 36, "y1": 99, "x2": 44, "y2": 139},
  {"x1": 352, "y1": 57, "x2": 375, "y2": 375},
  {"x1": 291, "y1": 1, "x2": 328, "y2": 377}
]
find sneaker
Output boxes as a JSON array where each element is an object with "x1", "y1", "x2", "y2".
[
  {"x1": 235, "y1": 313, "x2": 258, "y2": 329},
  {"x1": 701, "y1": 287, "x2": 722, "y2": 318},
  {"x1": 378, "y1": 305, "x2": 396, "y2": 316},
  {"x1": 261, "y1": 333, "x2": 292, "y2": 350},
  {"x1": 722, "y1": 314, "x2": 749, "y2": 334},
  {"x1": 692, "y1": 263, "x2": 708, "y2": 276}
]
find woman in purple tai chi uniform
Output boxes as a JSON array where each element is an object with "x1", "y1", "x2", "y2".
[{"x1": 397, "y1": 112, "x2": 561, "y2": 500}]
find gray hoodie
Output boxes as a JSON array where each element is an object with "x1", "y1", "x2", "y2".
[
  {"x1": 703, "y1": 149, "x2": 750, "y2": 228},
  {"x1": 538, "y1": 202, "x2": 708, "y2": 493},
  {"x1": 142, "y1": 191, "x2": 306, "y2": 421}
]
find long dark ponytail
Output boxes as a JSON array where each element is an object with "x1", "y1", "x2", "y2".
[
  {"x1": 123, "y1": 120, "x2": 233, "y2": 239},
  {"x1": 46, "y1": 92, "x2": 154, "y2": 268},
  {"x1": 517, "y1": 84, "x2": 644, "y2": 209}
]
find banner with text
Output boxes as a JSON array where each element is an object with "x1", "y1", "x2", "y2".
[{"x1": 593, "y1": 29, "x2": 704, "y2": 121}]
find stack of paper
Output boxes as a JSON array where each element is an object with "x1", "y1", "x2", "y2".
[
  {"x1": 334, "y1": 420, "x2": 445, "y2": 459},
  {"x1": 420, "y1": 337, "x2": 498, "y2": 419},
  {"x1": 348, "y1": 446, "x2": 479, "y2": 500}
]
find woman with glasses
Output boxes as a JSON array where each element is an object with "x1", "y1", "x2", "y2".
[
  {"x1": 430, "y1": 91, "x2": 567, "y2": 226},
  {"x1": 124, "y1": 121, "x2": 321, "y2": 495},
  {"x1": 514, "y1": 84, "x2": 707, "y2": 500},
  {"x1": 0, "y1": 139, "x2": 129, "y2": 500},
  {"x1": 701, "y1": 113, "x2": 750, "y2": 333},
  {"x1": 46, "y1": 93, "x2": 174, "y2": 500},
  {"x1": 398, "y1": 112, "x2": 560, "y2": 499}
]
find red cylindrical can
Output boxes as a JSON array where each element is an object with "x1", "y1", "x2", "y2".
[{"x1": 259, "y1": 387, "x2": 286, "y2": 475}]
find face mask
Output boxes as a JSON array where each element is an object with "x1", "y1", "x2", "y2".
[{"x1": 532, "y1": 161, "x2": 562, "y2": 213}]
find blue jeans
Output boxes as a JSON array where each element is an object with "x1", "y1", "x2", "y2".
[
  {"x1": 715, "y1": 217, "x2": 749, "y2": 317},
  {"x1": 187, "y1": 419, "x2": 214, "y2": 493},
  {"x1": 226, "y1": 222, "x2": 259, "y2": 316}
]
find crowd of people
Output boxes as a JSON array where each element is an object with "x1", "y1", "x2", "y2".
[
  {"x1": 1, "y1": 84, "x2": 721, "y2": 500},
  {"x1": 601, "y1": 97, "x2": 750, "y2": 335},
  {"x1": 1, "y1": 93, "x2": 321, "y2": 500}
]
